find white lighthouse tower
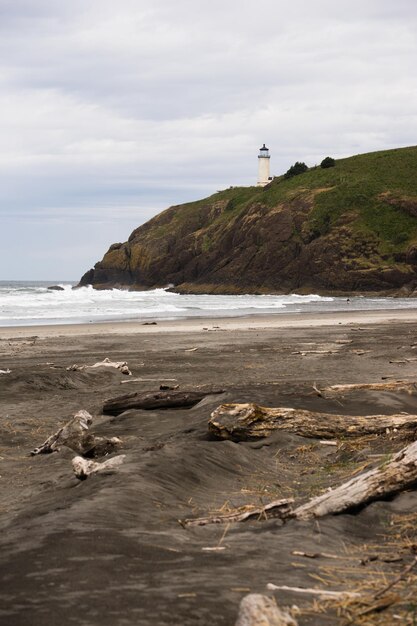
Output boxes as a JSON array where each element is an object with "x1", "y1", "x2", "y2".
[{"x1": 257, "y1": 144, "x2": 271, "y2": 187}]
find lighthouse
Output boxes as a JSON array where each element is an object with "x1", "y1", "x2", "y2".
[{"x1": 257, "y1": 144, "x2": 271, "y2": 187}]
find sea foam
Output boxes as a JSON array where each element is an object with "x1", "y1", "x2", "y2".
[{"x1": 0, "y1": 281, "x2": 416, "y2": 326}]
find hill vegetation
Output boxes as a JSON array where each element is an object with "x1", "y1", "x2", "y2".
[{"x1": 80, "y1": 146, "x2": 417, "y2": 295}]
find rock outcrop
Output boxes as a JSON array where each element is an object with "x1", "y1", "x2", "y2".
[{"x1": 79, "y1": 146, "x2": 417, "y2": 295}]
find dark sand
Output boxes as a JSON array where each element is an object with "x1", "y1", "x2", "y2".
[{"x1": 1, "y1": 311, "x2": 417, "y2": 625}]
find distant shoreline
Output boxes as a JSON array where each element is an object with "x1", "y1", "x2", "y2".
[{"x1": 2, "y1": 307, "x2": 417, "y2": 338}]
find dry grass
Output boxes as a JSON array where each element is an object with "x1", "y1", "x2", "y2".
[{"x1": 294, "y1": 512, "x2": 417, "y2": 625}]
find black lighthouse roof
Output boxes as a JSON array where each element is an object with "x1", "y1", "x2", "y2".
[{"x1": 259, "y1": 144, "x2": 269, "y2": 151}]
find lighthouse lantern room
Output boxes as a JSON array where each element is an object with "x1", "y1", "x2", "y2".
[{"x1": 257, "y1": 144, "x2": 271, "y2": 187}]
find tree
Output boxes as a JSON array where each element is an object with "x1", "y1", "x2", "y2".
[
  {"x1": 320, "y1": 156, "x2": 336, "y2": 169},
  {"x1": 284, "y1": 161, "x2": 308, "y2": 179}
]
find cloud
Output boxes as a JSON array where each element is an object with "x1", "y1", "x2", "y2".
[{"x1": 0, "y1": 0, "x2": 416, "y2": 279}]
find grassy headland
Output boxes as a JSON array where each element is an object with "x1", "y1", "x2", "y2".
[{"x1": 80, "y1": 145, "x2": 417, "y2": 295}]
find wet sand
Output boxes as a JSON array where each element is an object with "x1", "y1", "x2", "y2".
[
  {"x1": 1, "y1": 311, "x2": 417, "y2": 625},
  {"x1": 3, "y1": 307, "x2": 417, "y2": 338}
]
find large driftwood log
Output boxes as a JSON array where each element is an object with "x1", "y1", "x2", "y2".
[
  {"x1": 103, "y1": 389, "x2": 224, "y2": 416},
  {"x1": 181, "y1": 498, "x2": 294, "y2": 527},
  {"x1": 72, "y1": 454, "x2": 126, "y2": 480},
  {"x1": 293, "y1": 439, "x2": 417, "y2": 519},
  {"x1": 30, "y1": 410, "x2": 121, "y2": 456},
  {"x1": 209, "y1": 403, "x2": 417, "y2": 440},
  {"x1": 235, "y1": 594, "x2": 298, "y2": 626}
]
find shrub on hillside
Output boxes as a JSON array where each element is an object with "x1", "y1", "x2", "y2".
[
  {"x1": 284, "y1": 161, "x2": 308, "y2": 179},
  {"x1": 320, "y1": 156, "x2": 336, "y2": 169}
]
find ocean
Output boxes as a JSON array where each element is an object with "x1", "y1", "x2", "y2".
[{"x1": 1, "y1": 280, "x2": 417, "y2": 327}]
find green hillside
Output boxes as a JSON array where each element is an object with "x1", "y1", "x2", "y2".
[{"x1": 80, "y1": 146, "x2": 417, "y2": 295}]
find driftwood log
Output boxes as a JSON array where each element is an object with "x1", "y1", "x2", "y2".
[
  {"x1": 235, "y1": 594, "x2": 298, "y2": 626},
  {"x1": 30, "y1": 410, "x2": 121, "y2": 456},
  {"x1": 103, "y1": 389, "x2": 224, "y2": 416},
  {"x1": 208, "y1": 403, "x2": 417, "y2": 440},
  {"x1": 292, "y1": 439, "x2": 417, "y2": 519},
  {"x1": 266, "y1": 583, "x2": 360, "y2": 600},
  {"x1": 324, "y1": 381, "x2": 417, "y2": 393},
  {"x1": 72, "y1": 454, "x2": 126, "y2": 480},
  {"x1": 66, "y1": 357, "x2": 131, "y2": 375},
  {"x1": 181, "y1": 498, "x2": 294, "y2": 527},
  {"x1": 184, "y1": 440, "x2": 417, "y2": 525}
]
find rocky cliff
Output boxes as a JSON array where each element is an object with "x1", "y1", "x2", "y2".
[{"x1": 79, "y1": 146, "x2": 417, "y2": 295}]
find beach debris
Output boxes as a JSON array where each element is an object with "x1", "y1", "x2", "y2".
[
  {"x1": 202, "y1": 546, "x2": 226, "y2": 552},
  {"x1": 0, "y1": 368, "x2": 11, "y2": 375},
  {"x1": 311, "y1": 382, "x2": 323, "y2": 397},
  {"x1": 120, "y1": 377, "x2": 177, "y2": 384},
  {"x1": 208, "y1": 403, "x2": 417, "y2": 440},
  {"x1": 103, "y1": 388, "x2": 225, "y2": 416},
  {"x1": 324, "y1": 380, "x2": 417, "y2": 393},
  {"x1": 185, "y1": 347, "x2": 199, "y2": 352},
  {"x1": 266, "y1": 583, "x2": 361, "y2": 600},
  {"x1": 292, "y1": 439, "x2": 417, "y2": 519},
  {"x1": 142, "y1": 321, "x2": 157, "y2": 325},
  {"x1": 66, "y1": 358, "x2": 132, "y2": 375},
  {"x1": 373, "y1": 555, "x2": 417, "y2": 599},
  {"x1": 30, "y1": 410, "x2": 122, "y2": 457},
  {"x1": 291, "y1": 550, "x2": 340, "y2": 559},
  {"x1": 292, "y1": 349, "x2": 335, "y2": 356},
  {"x1": 180, "y1": 498, "x2": 294, "y2": 527},
  {"x1": 72, "y1": 454, "x2": 126, "y2": 480},
  {"x1": 160, "y1": 384, "x2": 179, "y2": 390},
  {"x1": 349, "y1": 594, "x2": 400, "y2": 619},
  {"x1": 235, "y1": 594, "x2": 298, "y2": 626}
]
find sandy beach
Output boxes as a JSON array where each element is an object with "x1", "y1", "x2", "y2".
[
  {"x1": 3, "y1": 306, "x2": 417, "y2": 338},
  {"x1": 1, "y1": 310, "x2": 417, "y2": 625}
]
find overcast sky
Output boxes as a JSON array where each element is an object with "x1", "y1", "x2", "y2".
[{"x1": 1, "y1": 0, "x2": 416, "y2": 280}]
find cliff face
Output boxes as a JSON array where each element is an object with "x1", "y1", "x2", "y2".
[{"x1": 79, "y1": 146, "x2": 417, "y2": 295}]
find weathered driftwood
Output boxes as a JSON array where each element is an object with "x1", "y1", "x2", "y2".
[
  {"x1": 30, "y1": 410, "x2": 121, "y2": 456},
  {"x1": 120, "y1": 377, "x2": 177, "y2": 385},
  {"x1": 183, "y1": 440, "x2": 417, "y2": 527},
  {"x1": 291, "y1": 550, "x2": 340, "y2": 559},
  {"x1": 292, "y1": 439, "x2": 417, "y2": 520},
  {"x1": 67, "y1": 357, "x2": 131, "y2": 375},
  {"x1": 72, "y1": 454, "x2": 126, "y2": 480},
  {"x1": 181, "y1": 498, "x2": 294, "y2": 527},
  {"x1": 209, "y1": 403, "x2": 417, "y2": 440},
  {"x1": 103, "y1": 388, "x2": 224, "y2": 416},
  {"x1": 0, "y1": 368, "x2": 11, "y2": 375},
  {"x1": 266, "y1": 583, "x2": 360, "y2": 600},
  {"x1": 235, "y1": 594, "x2": 298, "y2": 626},
  {"x1": 324, "y1": 380, "x2": 417, "y2": 393}
]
